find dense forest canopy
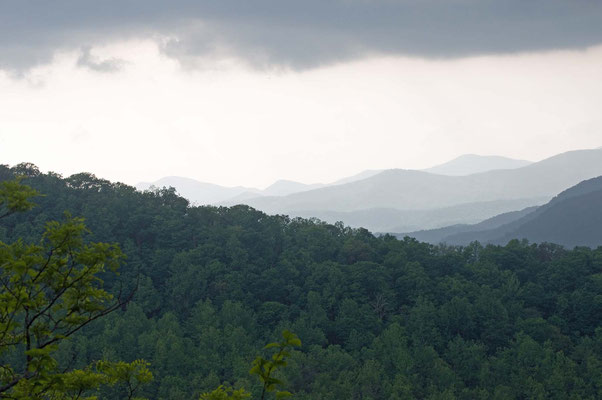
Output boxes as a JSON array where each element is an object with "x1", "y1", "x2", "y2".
[{"x1": 1, "y1": 163, "x2": 601, "y2": 399}]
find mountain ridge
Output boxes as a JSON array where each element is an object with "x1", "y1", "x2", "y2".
[
  {"x1": 235, "y1": 148, "x2": 602, "y2": 214},
  {"x1": 137, "y1": 148, "x2": 602, "y2": 232},
  {"x1": 413, "y1": 176, "x2": 602, "y2": 247},
  {"x1": 424, "y1": 154, "x2": 532, "y2": 176}
]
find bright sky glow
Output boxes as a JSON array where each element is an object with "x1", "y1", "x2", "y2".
[{"x1": 1, "y1": 40, "x2": 601, "y2": 188}]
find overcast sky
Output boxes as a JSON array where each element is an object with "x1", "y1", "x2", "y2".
[{"x1": 1, "y1": 1, "x2": 602, "y2": 188}]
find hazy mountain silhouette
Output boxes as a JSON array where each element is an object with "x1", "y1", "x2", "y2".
[
  {"x1": 139, "y1": 148, "x2": 602, "y2": 232},
  {"x1": 223, "y1": 180, "x2": 327, "y2": 203},
  {"x1": 236, "y1": 149, "x2": 602, "y2": 214},
  {"x1": 292, "y1": 198, "x2": 545, "y2": 233},
  {"x1": 136, "y1": 177, "x2": 325, "y2": 204},
  {"x1": 262, "y1": 180, "x2": 326, "y2": 196},
  {"x1": 136, "y1": 176, "x2": 260, "y2": 205},
  {"x1": 415, "y1": 176, "x2": 602, "y2": 247},
  {"x1": 424, "y1": 154, "x2": 532, "y2": 176},
  {"x1": 331, "y1": 169, "x2": 384, "y2": 185},
  {"x1": 139, "y1": 169, "x2": 386, "y2": 205},
  {"x1": 399, "y1": 206, "x2": 539, "y2": 243}
]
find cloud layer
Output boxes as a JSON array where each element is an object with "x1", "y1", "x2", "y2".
[{"x1": 2, "y1": 0, "x2": 602, "y2": 71}]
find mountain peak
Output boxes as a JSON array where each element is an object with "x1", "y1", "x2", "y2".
[
  {"x1": 424, "y1": 154, "x2": 532, "y2": 176},
  {"x1": 262, "y1": 180, "x2": 325, "y2": 197}
]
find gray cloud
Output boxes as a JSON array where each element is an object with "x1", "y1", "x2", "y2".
[{"x1": 1, "y1": 0, "x2": 602, "y2": 71}]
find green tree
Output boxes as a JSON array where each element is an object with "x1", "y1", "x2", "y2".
[
  {"x1": 201, "y1": 330, "x2": 301, "y2": 400},
  {"x1": 0, "y1": 178, "x2": 39, "y2": 220},
  {"x1": 0, "y1": 180, "x2": 151, "y2": 399}
]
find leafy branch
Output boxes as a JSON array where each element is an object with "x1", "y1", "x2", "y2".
[
  {"x1": 0, "y1": 179, "x2": 151, "y2": 399},
  {"x1": 200, "y1": 331, "x2": 301, "y2": 400}
]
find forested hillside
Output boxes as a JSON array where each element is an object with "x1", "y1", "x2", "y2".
[{"x1": 1, "y1": 163, "x2": 602, "y2": 399}]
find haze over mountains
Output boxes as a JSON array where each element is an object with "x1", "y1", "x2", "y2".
[
  {"x1": 136, "y1": 177, "x2": 328, "y2": 205},
  {"x1": 137, "y1": 154, "x2": 531, "y2": 205},
  {"x1": 135, "y1": 176, "x2": 260, "y2": 205},
  {"x1": 423, "y1": 154, "x2": 532, "y2": 176},
  {"x1": 289, "y1": 198, "x2": 546, "y2": 234},
  {"x1": 399, "y1": 207, "x2": 540, "y2": 244},
  {"x1": 403, "y1": 176, "x2": 602, "y2": 248},
  {"x1": 136, "y1": 169, "x2": 386, "y2": 205},
  {"x1": 138, "y1": 149, "x2": 602, "y2": 233}
]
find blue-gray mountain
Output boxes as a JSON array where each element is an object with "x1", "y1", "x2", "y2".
[
  {"x1": 140, "y1": 148, "x2": 602, "y2": 232},
  {"x1": 137, "y1": 154, "x2": 534, "y2": 206},
  {"x1": 230, "y1": 148, "x2": 602, "y2": 231},
  {"x1": 402, "y1": 176, "x2": 602, "y2": 248},
  {"x1": 136, "y1": 169, "x2": 382, "y2": 205},
  {"x1": 135, "y1": 176, "x2": 260, "y2": 205}
]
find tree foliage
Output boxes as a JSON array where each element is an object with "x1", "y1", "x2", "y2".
[
  {"x1": 1, "y1": 164, "x2": 601, "y2": 399},
  {"x1": 200, "y1": 330, "x2": 301, "y2": 400},
  {"x1": 0, "y1": 177, "x2": 151, "y2": 399},
  {"x1": 0, "y1": 177, "x2": 39, "y2": 219}
]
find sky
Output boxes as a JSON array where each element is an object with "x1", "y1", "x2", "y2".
[{"x1": 1, "y1": 1, "x2": 602, "y2": 188}]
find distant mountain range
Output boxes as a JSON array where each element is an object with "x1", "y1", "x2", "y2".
[
  {"x1": 135, "y1": 176, "x2": 260, "y2": 205},
  {"x1": 136, "y1": 172, "x2": 370, "y2": 205},
  {"x1": 423, "y1": 154, "x2": 532, "y2": 175},
  {"x1": 288, "y1": 198, "x2": 547, "y2": 233},
  {"x1": 137, "y1": 148, "x2": 602, "y2": 232},
  {"x1": 401, "y1": 175, "x2": 602, "y2": 248},
  {"x1": 399, "y1": 207, "x2": 539, "y2": 244},
  {"x1": 222, "y1": 180, "x2": 326, "y2": 203},
  {"x1": 136, "y1": 155, "x2": 532, "y2": 205},
  {"x1": 238, "y1": 149, "x2": 602, "y2": 211}
]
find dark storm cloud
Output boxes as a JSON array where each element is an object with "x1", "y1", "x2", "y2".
[{"x1": 1, "y1": 0, "x2": 602, "y2": 71}]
